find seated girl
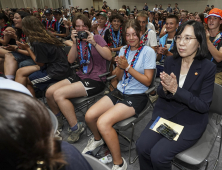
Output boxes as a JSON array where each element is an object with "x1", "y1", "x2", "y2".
[
  {"x1": 82, "y1": 19, "x2": 156, "y2": 170},
  {"x1": 15, "y1": 16, "x2": 71, "y2": 96},
  {"x1": 0, "y1": 13, "x2": 16, "y2": 72},
  {"x1": 3, "y1": 11, "x2": 34, "y2": 80},
  {"x1": 45, "y1": 13, "x2": 112, "y2": 143}
]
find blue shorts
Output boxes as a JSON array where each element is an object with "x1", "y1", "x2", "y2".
[
  {"x1": 29, "y1": 69, "x2": 58, "y2": 91},
  {"x1": 11, "y1": 51, "x2": 35, "y2": 68}
]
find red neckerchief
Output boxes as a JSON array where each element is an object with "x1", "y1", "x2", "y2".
[
  {"x1": 21, "y1": 33, "x2": 26, "y2": 42},
  {"x1": 124, "y1": 45, "x2": 143, "y2": 79},
  {"x1": 0, "y1": 23, "x2": 9, "y2": 39},
  {"x1": 99, "y1": 26, "x2": 106, "y2": 35},
  {"x1": 108, "y1": 26, "x2": 122, "y2": 47},
  {"x1": 140, "y1": 30, "x2": 148, "y2": 46},
  {"x1": 77, "y1": 40, "x2": 89, "y2": 67}
]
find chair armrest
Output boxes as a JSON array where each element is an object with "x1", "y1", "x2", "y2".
[
  {"x1": 99, "y1": 72, "x2": 110, "y2": 78},
  {"x1": 70, "y1": 64, "x2": 79, "y2": 69},
  {"x1": 220, "y1": 118, "x2": 222, "y2": 126},
  {"x1": 145, "y1": 86, "x2": 156, "y2": 95},
  {"x1": 107, "y1": 75, "x2": 116, "y2": 81}
]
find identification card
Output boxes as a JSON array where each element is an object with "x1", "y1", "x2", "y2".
[{"x1": 83, "y1": 65, "x2": 88, "y2": 74}]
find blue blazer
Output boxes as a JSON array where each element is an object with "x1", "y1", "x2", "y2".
[{"x1": 152, "y1": 56, "x2": 216, "y2": 140}]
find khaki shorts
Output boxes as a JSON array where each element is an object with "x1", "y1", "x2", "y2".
[{"x1": 215, "y1": 72, "x2": 222, "y2": 85}]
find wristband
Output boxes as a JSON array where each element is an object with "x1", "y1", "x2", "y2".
[
  {"x1": 94, "y1": 42, "x2": 97, "y2": 47},
  {"x1": 125, "y1": 65, "x2": 130, "y2": 71}
]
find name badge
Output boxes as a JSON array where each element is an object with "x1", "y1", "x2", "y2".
[{"x1": 83, "y1": 65, "x2": 88, "y2": 74}]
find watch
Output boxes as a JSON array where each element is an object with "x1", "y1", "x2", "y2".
[{"x1": 125, "y1": 65, "x2": 130, "y2": 71}]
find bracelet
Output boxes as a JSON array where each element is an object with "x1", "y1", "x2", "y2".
[
  {"x1": 15, "y1": 47, "x2": 19, "y2": 52},
  {"x1": 125, "y1": 65, "x2": 131, "y2": 71},
  {"x1": 94, "y1": 42, "x2": 97, "y2": 47}
]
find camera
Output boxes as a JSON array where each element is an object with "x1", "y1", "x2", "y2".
[{"x1": 77, "y1": 31, "x2": 88, "y2": 40}]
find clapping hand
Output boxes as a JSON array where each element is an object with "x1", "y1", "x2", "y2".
[
  {"x1": 16, "y1": 41, "x2": 30, "y2": 50},
  {"x1": 117, "y1": 56, "x2": 129, "y2": 70},
  {"x1": 160, "y1": 72, "x2": 178, "y2": 94}
]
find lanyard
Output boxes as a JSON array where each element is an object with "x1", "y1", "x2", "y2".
[
  {"x1": 0, "y1": 24, "x2": 8, "y2": 38},
  {"x1": 56, "y1": 18, "x2": 63, "y2": 33},
  {"x1": 122, "y1": 46, "x2": 144, "y2": 94},
  {"x1": 111, "y1": 27, "x2": 121, "y2": 48},
  {"x1": 160, "y1": 36, "x2": 174, "y2": 62},
  {"x1": 79, "y1": 42, "x2": 91, "y2": 65},
  {"x1": 211, "y1": 32, "x2": 222, "y2": 62}
]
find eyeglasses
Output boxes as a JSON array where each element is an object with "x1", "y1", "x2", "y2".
[{"x1": 174, "y1": 35, "x2": 197, "y2": 44}]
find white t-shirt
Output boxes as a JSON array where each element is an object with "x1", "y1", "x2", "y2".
[
  {"x1": 147, "y1": 22, "x2": 156, "y2": 32},
  {"x1": 145, "y1": 29, "x2": 158, "y2": 47},
  {"x1": 153, "y1": 8, "x2": 158, "y2": 12},
  {"x1": 0, "y1": 78, "x2": 32, "y2": 96},
  {"x1": 117, "y1": 46, "x2": 156, "y2": 94}
]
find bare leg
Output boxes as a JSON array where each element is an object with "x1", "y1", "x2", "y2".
[
  {"x1": 53, "y1": 81, "x2": 87, "y2": 127},
  {"x1": 45, "y1": 79, "x2": 71, "y2": 114},
  {"x1": 97, "y1": 103, "x2": 135, "y2": 165},
  {"x1": 27, "y1": 78, "x2": 36, "y2": 97},
  {"x1": 85, "y1": 96, "x2": 114, "y2": 140},
  {"x1": 0, "y1": 58, "x2": 4, "y2": 73},
  {"x1": 0, "y1": 48, "x2": 9, "y2": 58},
  {"x1": 15, "y1": 65, "x2": 40, "y2": 86},
  {"x1": 4, "y1": 53, "x2": 18, "y2": 77}
]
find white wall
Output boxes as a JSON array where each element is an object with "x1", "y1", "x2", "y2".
[
  {"x1": 106, "y1": 0, "x2": 222, "y2": 13},
  {"x1": 1, "y1": 0, "x2": 222, "y2": 12}
]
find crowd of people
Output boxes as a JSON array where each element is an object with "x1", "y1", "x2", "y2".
[{"x1": 0, "y1": 1, "x2": 222, "y2": 170}]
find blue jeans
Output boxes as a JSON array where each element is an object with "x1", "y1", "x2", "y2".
[{"x1": 11, "y1": 51, "x2": 35, "y2": 68}]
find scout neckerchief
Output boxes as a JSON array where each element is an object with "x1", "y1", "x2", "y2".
[
  {"x1": 77, "y1": 40, "x2": 92, "y2": 74},
  {"x1": 121, "y1": 45, "x2": 144, "y2": 94},
  {"x1": 108, "y1": 25, "x2": 122, "y2": 48},
  {"x1": 0, "y1": 23, "x2": 9, "y2": 39},
  {"x1": 55, "y1": 18, "x2": 63, "y2": 33},
  {"x1": 140, "y1": 29, "x2": 150, "y2": 46},
  {"x1": 159, "y1": 34, "x2": 174, "y2": 62},
  {"x1": 211, "y1": 32, "x2": 222, "y2": 62}
]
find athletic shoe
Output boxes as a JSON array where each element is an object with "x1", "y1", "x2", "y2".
[
  {"x1": 149, "y1": 93, "x2": 158, "y2": 103},
  {"x1": 55, "y1": 130, "x2": 62, "y2": 140},
  {"x1": 111, "y1": 157, "x2": 127, "y2": 170},
  {"x1": 57, "y1": 114, "x2": 64, "y2": 132},
  {"x1": 67, "y1": 122, "x2": 85, "y2": 143},
  {"x1": 82, "y1": 136, "x2": 104, "y2": 154}
]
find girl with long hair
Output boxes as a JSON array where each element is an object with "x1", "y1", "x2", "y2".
[
  {"x1": 82, "y1": 19, "x2": 156, "y2": 170},
  {"x1": 3, "y1": 11, "x2": 34, "y2": 80},
  {"x1": 45, "y1": 13, "x2": 112, "y2": 143},
  {"x1": 0, "y1": 13, "x2": 16, "y2": 72},
  {"x1": 15, "y1": 16, "x2": 70, "y2": 96}
]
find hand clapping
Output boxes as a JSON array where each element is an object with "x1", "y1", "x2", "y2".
[
  {"x1": 160, "y1": 71, "x2": 178, "y2": 94},
  {"x1": 116, "y1": 56, "x2": 129, "y2": 70}
]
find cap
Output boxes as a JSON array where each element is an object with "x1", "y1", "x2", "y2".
[
  {"x1": 83, "y1": 10, "x2": 89, "y2": 13},
  {"x1": 44, "y1": 9, "x2": 52, "y2": 14},
  {"x1": 204, "y1": 8, "x2": 222, "y2": 23},
  {"x1": 53, "y1": 9, "x2": 62, "y2": 15},
  {"x1": 96, "y1": 12, "x2": 107, "y2": 19},
  {"x1": 103, "y1": 1, "x2": 107, "y2": 3}
]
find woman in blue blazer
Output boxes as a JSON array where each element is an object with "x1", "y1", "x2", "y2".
[{"x1": 136, "y1": 20, "x2": 216, "y2": 170}]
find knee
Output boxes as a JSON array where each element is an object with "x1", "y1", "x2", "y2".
[
  {"x1": 85, "y1": 108, "x2": 98, "y2": 124},
  {"x1": 16, "y1": 67, "x2": 26, "y2": 77},
  {"x1": 150, "y1": 150, "x2": 168, "y2": 168},
  {"x1": 53, "y1": 89, "x2": 65, "y2": 103},
  {"x1": 136, "y1": 138, "x2": 150, "y2": 158},
  {"x1": 45, "y1": 87, "x2": 55, "y2": 100},
  {"x1": 97, "y1": 117, "x2": 111, "y2": 135}
]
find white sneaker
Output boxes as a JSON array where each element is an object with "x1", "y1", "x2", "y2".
[
  {"x1": 111, "y1": 157, "x2": 127, "y2": 170},
  {"x1": 82, "y1": 137, "x2": 104, "y2": 154}
]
